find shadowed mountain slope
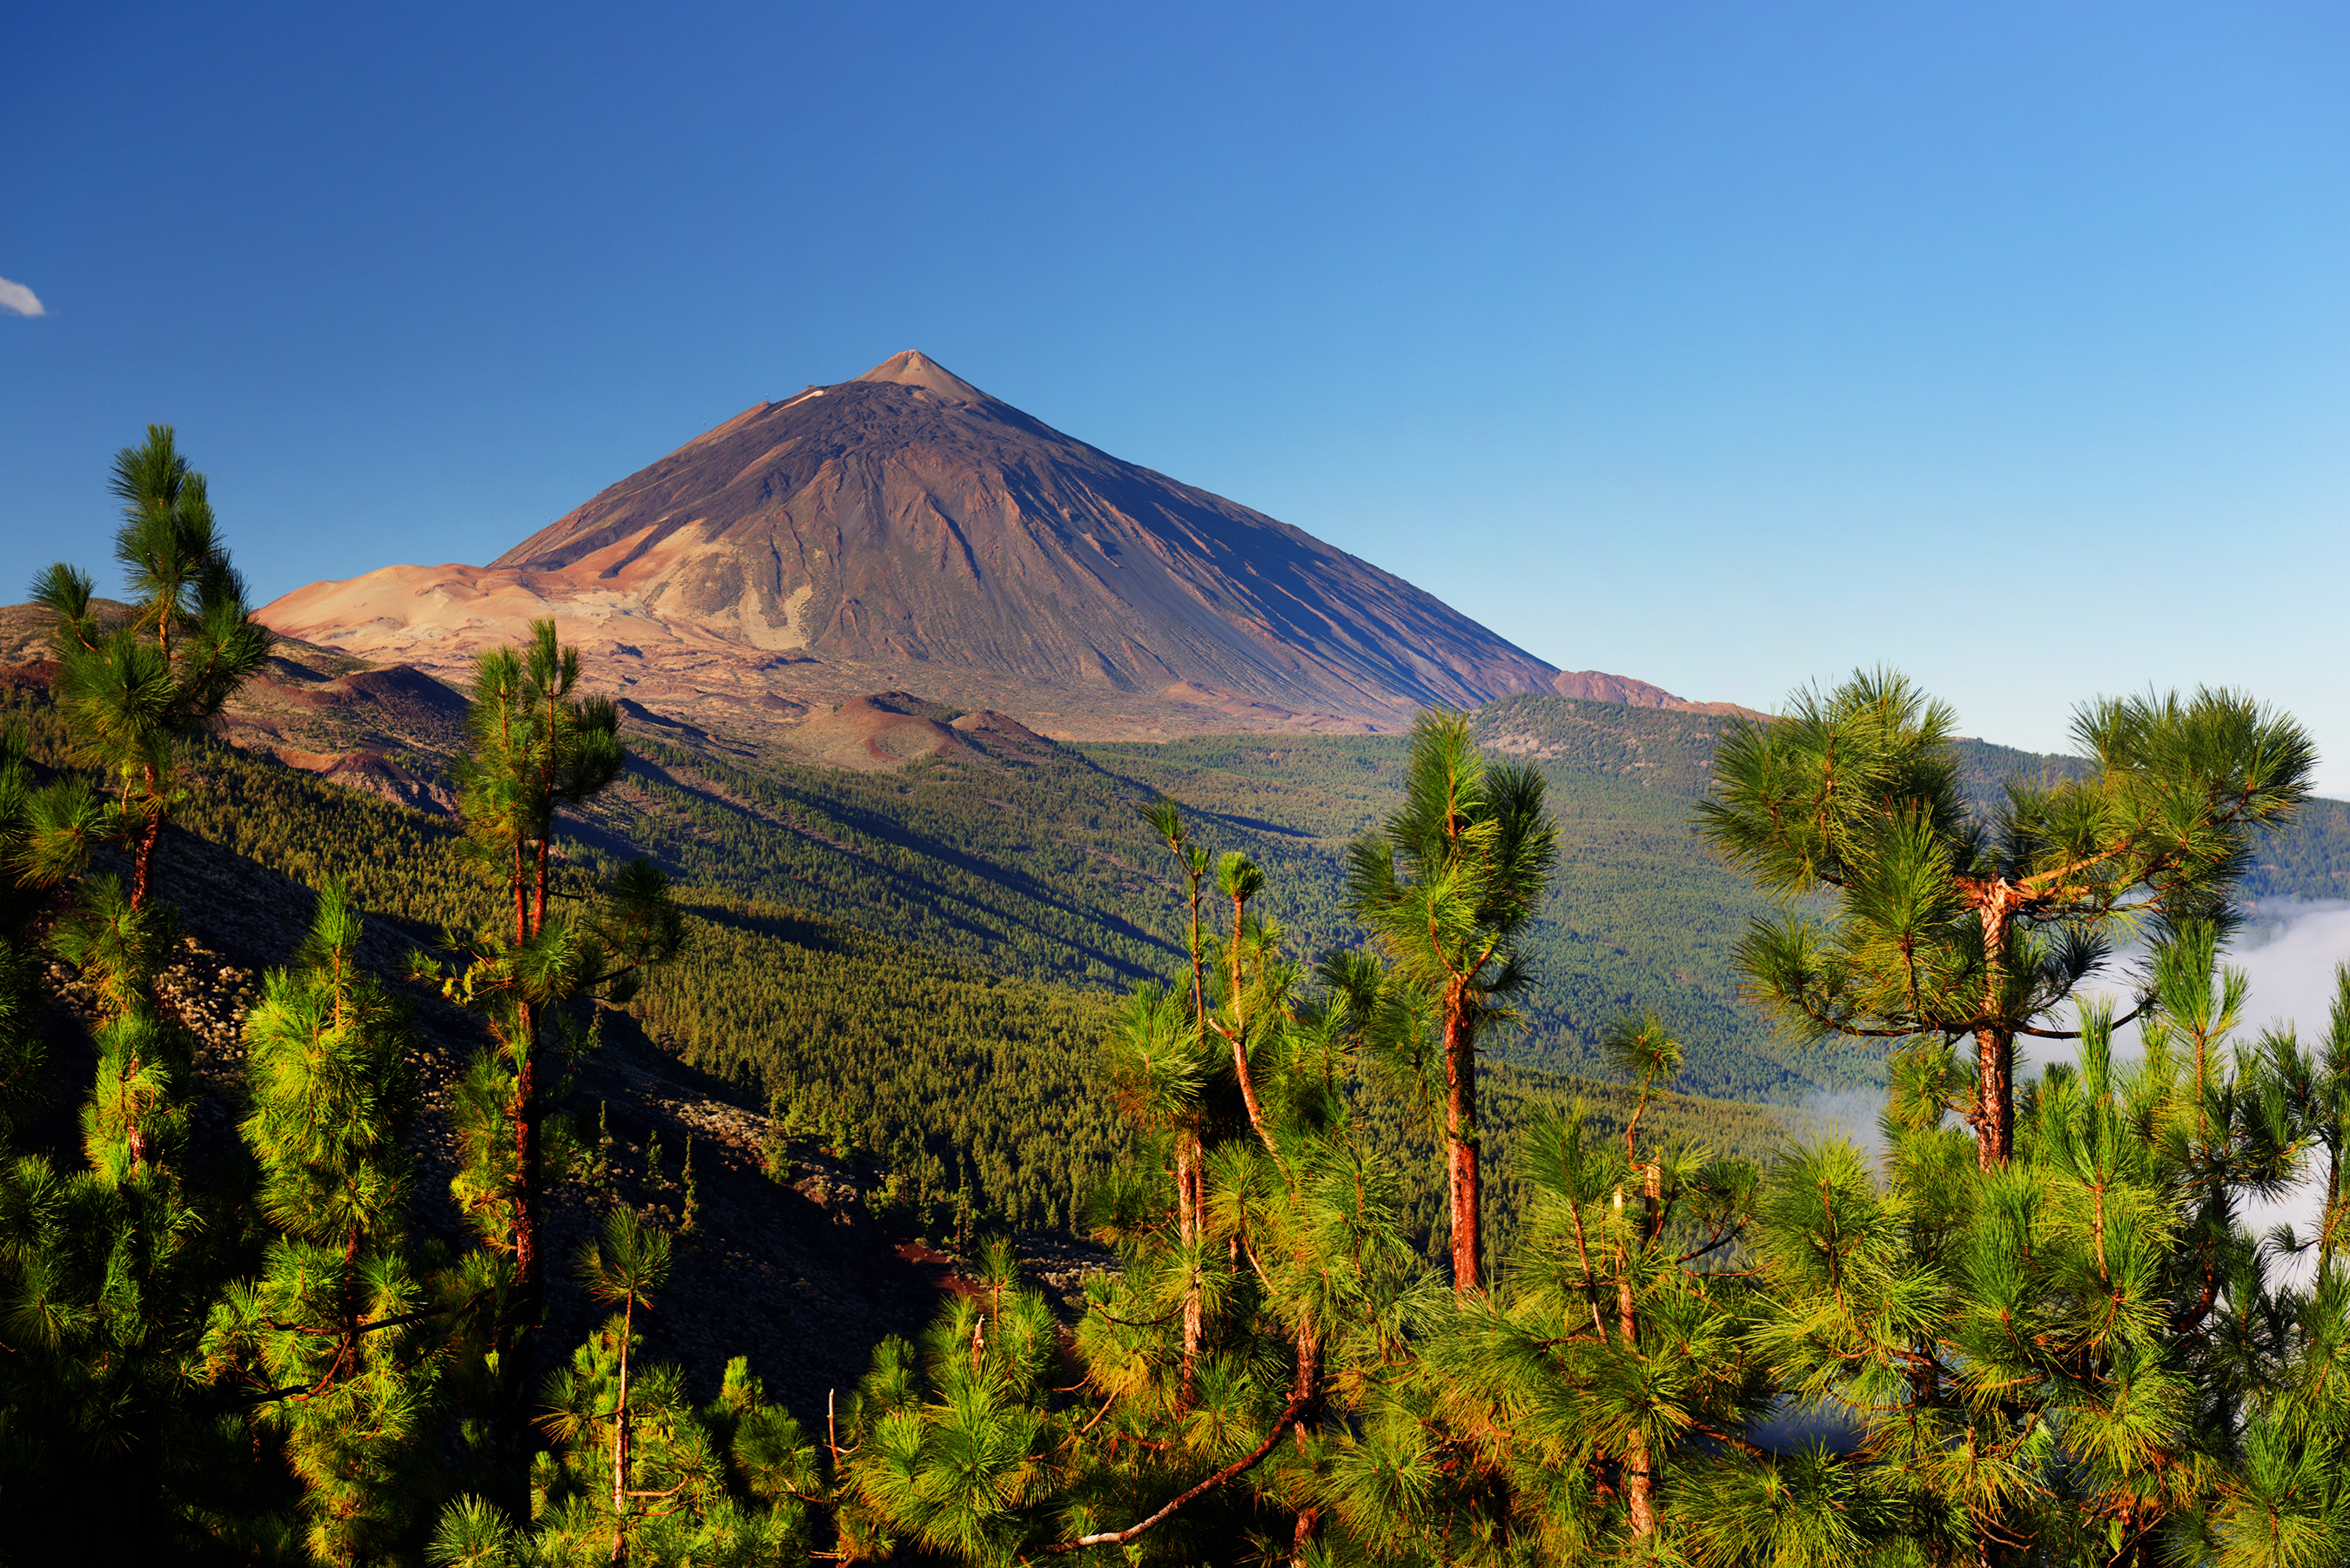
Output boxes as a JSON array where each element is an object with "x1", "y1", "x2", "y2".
[{"x1": 260, "y1": 352, "x2": 1562, "y2": 727}]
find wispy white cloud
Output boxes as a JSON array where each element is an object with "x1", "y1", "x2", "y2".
[{"x1": 0, "y1": 276, "x2": 47, "y2": 318}]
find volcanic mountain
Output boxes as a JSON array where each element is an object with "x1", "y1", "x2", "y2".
[{"x1": 261, "y1": 353, "x2": 1570, "y2": 736}]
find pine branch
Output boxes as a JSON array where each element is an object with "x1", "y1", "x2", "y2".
[
  {"x1": 1038, "y1": 1394, "x2": 1310, "y2": 1553},
  {"x1": 1676, "y1": 1224, "x2": 1747, "y2": 1266},
  {"x1": 2016, "y1": 995, "x2": 2153, "y2": 1040}
]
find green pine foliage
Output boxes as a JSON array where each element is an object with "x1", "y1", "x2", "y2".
[
  {"x1": 633, "y1": 891, "x2": 1124, "y2": 1235},
  {"x1": 1344, "y1": 708, "x2": 1560, "y2": 1291},
  {"x1": 1701, "y1": 670, "x2": 2315, "y2": 1166},
  {"x1": 0, "y1": 878, "x2": 267, "y2": 1556},
  {"x1": 493, "y1": 1210, "x2": 817, "y2": 1563},
  {"x1": 28, "y1": 425, "x2": 275, "y2": 908},
  {"x1": 421, "y1": 620, "x2": 688, "y2": 1523},
  {"x1": 205, "y1": 881, "x2": 443, "y2": 1562}
]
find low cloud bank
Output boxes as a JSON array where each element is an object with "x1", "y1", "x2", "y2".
[
  {"x1": 1797, "y1": 903, "x2": 2350, "y2": 1284},
  {"x1": 1791, "y1": 1086, "x2": 1889, "y2": 1167},
  {"x1": 2197, "y1": 902, "x2": 2350, "y2": 1286}
]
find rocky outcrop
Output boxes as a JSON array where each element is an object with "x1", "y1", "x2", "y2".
[{"x1": 1551, "y1": 669, "x2": 1768, "y2": 720}]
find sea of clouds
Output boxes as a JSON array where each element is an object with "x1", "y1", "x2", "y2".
[{"x1": 1796, "y1": 900, "x2": 2350, "y2": 1287}]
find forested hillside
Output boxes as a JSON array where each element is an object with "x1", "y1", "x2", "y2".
[
  {"x1": 259, "y1": 726, "x2": 1784, "y2": 1248},
  {"x1": 0, "y1": 688, "x2": 1767, "y2": 1250}
]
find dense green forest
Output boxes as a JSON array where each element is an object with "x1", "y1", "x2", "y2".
[{"x1": 573, "y1": 715, "x2": 1833, "y2": 1103}]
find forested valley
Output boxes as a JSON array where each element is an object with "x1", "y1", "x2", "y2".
[{"x1": 9, "y1": 432, "x2": 2350, "y2": 1565}]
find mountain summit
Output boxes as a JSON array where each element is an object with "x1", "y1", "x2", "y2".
[
  {"x1": 263, "y1": 353, "x2": 1564, "y2": 731},
  {"x1": 851, "y1": 348, "x2": 995, "y2": 403}
]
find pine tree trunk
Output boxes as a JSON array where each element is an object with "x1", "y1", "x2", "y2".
[
  {"x1": 1177, "y1": 1132, "x2": 1202, "y2": 1404},
  {"x1": 534, "y1": 835, "x2": 552, "y2": 941},
  {"x1": 2321, "y1": 1131, "x2": 2343, "y2": 1276},
  {"x1": 611, "y1": 1297, "x2": 632, "y2": 1565},
  {"x1": 496, "y1": 1006, "x2": 544, "y2": 1522},
  {"x1": 1617, "y1": 1221, "x2": 1655, "y2": 1541},
  {"x1": 512, "y1": 1025, "x2": 541, "y2": 1320},
  {"x1": 1289, "y1": 1507, "x2": 1321, "y2": 1566},
  {"x1": 1971, "y1": 888, "x2": 2020, "y2": 1170},
  {"x1": 339, "y1": 1224, "x2": 362, "y2": 1387},
  {"x1": 129, "y1": 766, "x2": 162, "y2": 909},
  {"x1": 1624, "y1": 1441, "x2": 1657, "y2": 1541},
  {"x1": 1974, "y1": 1026, "x2": 2013, "y2": 1171},
  {"x1": 1225, "y1": 894, "x2": 1279, "y2": 1150},
  {"x1": 122, "y1": 1042, "x2": 150, "y2": 1172},
  {"x1": 1443, "y1": 985, "x2": 1481, "y2": 1293},
  {"x1": 1291, "y1": 1319, "x2": 1321, "y2": 1424}
]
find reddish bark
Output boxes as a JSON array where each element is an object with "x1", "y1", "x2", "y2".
[
  {"x1": 1957, "y1": 878, "x2": 2029, "y2": 1170},
  {"x1": 1176, "y1": 1133, "x2": 1202, "y2": 1403},
  {"x1": 1443, "y1": 984, "x2": 1481, "y2": 1294},
  {"x1": 610, "y1": 1294, "x2": 634, "y2": 1565},
  {"x1": 1620, "y1": 1159, "x2": 1662, "y2": 1539},
  {"x1": 510, "y1": 1019, "x2": 541, "y2": 1322},
  {"x1": 1974, "y1": 1027, "x2": 2014, "y2": 1171},
  {"x1": 1290, "y1": 1507, "x2": 1321, "y2": 1567},
  {"x1": 129, "y1": 761, "x2": 163, "y2": 910}
]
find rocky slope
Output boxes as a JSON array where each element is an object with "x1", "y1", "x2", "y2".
[
  {"x1": 1548, "y1": 669, "x2": 1769, "y2": 720},
  {"x1": 0, "y1": 602, "x2": 468, "y2": 812}
]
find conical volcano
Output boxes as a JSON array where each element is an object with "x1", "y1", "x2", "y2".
[{"x1": 262, "y1": 353, "x2": 1561, "y2": 729}]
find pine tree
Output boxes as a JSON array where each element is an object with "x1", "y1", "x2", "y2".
[
  {"x1": 842, "y1": 841, "x2": 1437, "y2": 1563},
  {"x1": 1701, "y1": 670, "x2": 2313, "y2": 1168},
  {"x1": 1346, "y1": 708, "x2": 1557, "y2": 1291},
  {"x1": 1438, "y1": 1015, "x2": 1768, "y2": 1561},
  {"x1": 425, "y1": 618, "x2": 684, "y2": 1520},
  {"x1": 429, "y1": 1216, "x2": 816, "y2": 1566},
  {"x1": 1735, "y1": 942, "x2": 2320, "y2": 1566},
  {"x1": 579, "y1": 1208, "x2": 671, "y2": 1565},
  {"x1": 205, "y1": 880, "x2": 442, "y2": 1563},
  {"x1": 57, "y1": 874, "x2": 187, "y2": 1179},
  {"x1": 28, "y1": 425, "x2": 273, "y2": 908},
  {"x1": 0, "y1": 732, "x2": 54, "y2": 1136},
  {"x1": 1140, "y1": 799, "x2": 1219, "y2": 1393},
  {"x1": 0, "y1": 881, "x2": 245, "y2": 1551},
  {"x1": 0, "y1": 431, "x2": 281, "y2": 1551}
]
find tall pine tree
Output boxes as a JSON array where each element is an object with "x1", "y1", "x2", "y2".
[
  {"x1": 1346, "y1": 709, "x2": 1556, "y2": 1292},
  {"x1": 205, "y1": 881, "x2": 444, "y2": 1563},
  {"x1": 29, "y1": 424, "x2": 273, "y2": 908},
  {"x1": 426, "y1": 618, "x2": 683, "y2": 1522},
  {"x1": 1700, "y1": 670, "x2": 2313, "y2": 1168}
]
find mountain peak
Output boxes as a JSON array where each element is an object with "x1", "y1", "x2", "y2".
[
  {"x1": 263, "y1": 354, "x2": 1566, "y2": 726},
  {"x1": 852, "y1": 350, "x2": 990, "y2": 404}
]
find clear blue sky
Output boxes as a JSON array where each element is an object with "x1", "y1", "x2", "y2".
[{"x1": 6, "y1": 3, "x2": 2347, "y2": 786}]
